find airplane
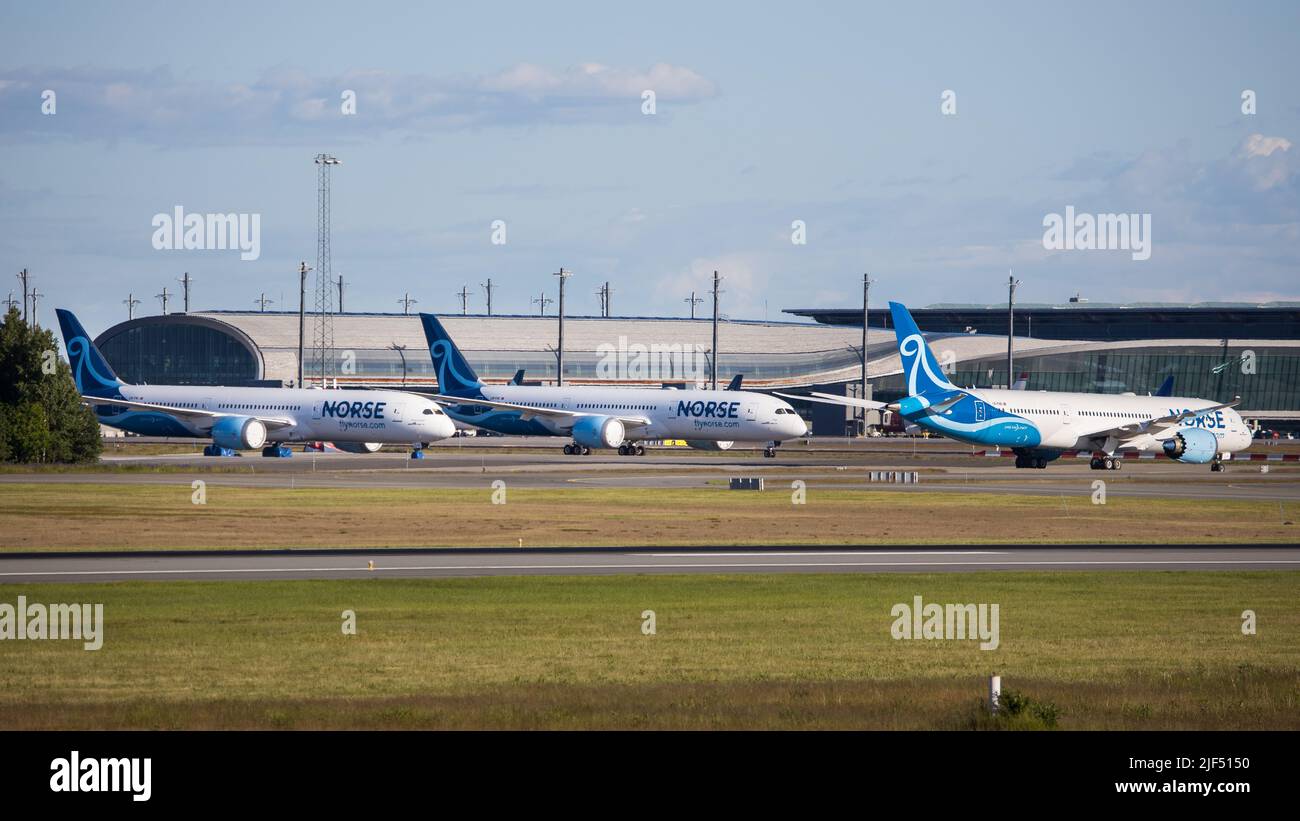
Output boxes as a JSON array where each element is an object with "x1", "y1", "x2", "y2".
[
  {"x1": 417, "y1": 314, "x2": 808, "y2": 456},
  {"x1": 56, "y1": 309, "x2": 456, "y2": 456},
  {"x1": 778, "y1": 302, "x2": 1252, "y2": 471}
]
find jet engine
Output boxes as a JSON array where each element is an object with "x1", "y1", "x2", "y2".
[
  {"x1": 572, "y1": 415, "x2": 625, "y2": 449},
  {"x1": 685, "y1": 440, "x2": 733, "y2": 451},
  {"x1": 333, "y1": 442, "x2": 384, "y2": 454},
  {"x1": 211, "y1": 416, "x2": 267, "y2": 450},
  {"x1": 1161, "y1": 428, "x2": 1218, "y2": 463}
]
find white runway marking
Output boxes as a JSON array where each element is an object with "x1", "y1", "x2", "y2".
[{"x1": 637, "y1": 550, "x2": 1006, "y2": 557}]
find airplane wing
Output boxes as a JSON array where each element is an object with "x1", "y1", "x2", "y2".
[
  {"x1": 773, "y1": 391, "x2": 889, "y2": 411},
  {"x1": 424, "y1": 394, "x2": 652, "y2": 431},
  {"x1": 1075, "y1": 397, "x2": 1240, "y2": 443},
  {"x1": 81, "y1": 395, "x2": 297, "y2": 431}
]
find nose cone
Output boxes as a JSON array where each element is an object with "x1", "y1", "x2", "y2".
[
  {"x1": 781, "y1": 414, "x2": 808, "y2": 439},
  {"x1": 434, "y1": 413, "x2": 456, "y2": 440}
]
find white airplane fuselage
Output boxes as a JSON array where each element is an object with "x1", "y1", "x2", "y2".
[
  {"x1": 910, "y1": 387, "x2": 1252, "y2": 455},
  {"x1": 445, "y1": 385, "x2": 809, "y2": 443},
  {"x1": 94, "y1": 385, "x2": 455, "y2": 444}
]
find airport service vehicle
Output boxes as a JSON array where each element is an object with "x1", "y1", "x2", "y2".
[
  {"x1": 56, "y1": 309, "x2": 456, "y2": 456},
  {"x1": 780, "y1": 302, "x2": 1251, "y2": 471},
  {"x1": 418, "y1": 314, "x2": 807, "y2": 456}
]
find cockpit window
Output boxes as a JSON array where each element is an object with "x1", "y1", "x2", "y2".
[{"x1": 424, "y1": 408, "x2": 445, "y2": 415}]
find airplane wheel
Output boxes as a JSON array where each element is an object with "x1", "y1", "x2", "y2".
[
  {"x1": 1035, "y1": 457, "x2": 1047, "y2": 469},
  {"x1": 582, "y1": 446, "x2": 591, "y2": 455},
  {"x1": 617, "y1": 444, "x2": 628, "y2": 455},
  {"x1": 635, "y1": 444, "x2": 645, "y2": 456},
  {"x1": 1113, "y1": 459, "x2": 1122, "y2": 471},
  {"x1": 1103, "y1": 457, "x2": 1114, "y2": 470},
  {"x1": 1089, "y1": 458, "x2": 1101, "y2": 470},
  {"x1": 563, "y1": 444, "x2": 574, "y2": 455}
]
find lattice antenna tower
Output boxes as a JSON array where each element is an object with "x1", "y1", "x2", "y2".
[{"x1": 312, "y1": 154, "x2": 341, "y2": 386}]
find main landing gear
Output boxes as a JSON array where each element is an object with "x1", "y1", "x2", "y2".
[
  {"x1": 617, "y1": 443, "x2": 646, "y2": 456},
  {"x1": 563, "y1": 442, "x2": 592, "y2": 455},
  {"x1": 1089, "y1": 455, "x2": 1122, "y2": 470},
  {"x1": 1015, "y1": 454, "x2": 1048, "y2": 469}
]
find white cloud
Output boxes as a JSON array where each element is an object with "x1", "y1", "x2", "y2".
[
  {"x1": 1235, "y1": 134, "x2": 1296, "y2": 191},
  {"x1": 0, "y1": 62, "x2": 718, "y2": 144},
  {"x1": 657, "y1": 253, "x2": 770, "y2": 319},
  {"x1": 1240, "y1": 134, "x2": 1292, "y2": 158}
]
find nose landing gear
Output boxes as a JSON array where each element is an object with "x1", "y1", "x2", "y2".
[{"x1": 763, "y1": 441, "x2": 780, "y2": 458}]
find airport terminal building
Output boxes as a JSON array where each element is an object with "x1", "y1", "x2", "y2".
[{"x1": 92, "y1": 302, "x2": 1300, "y2": 435}]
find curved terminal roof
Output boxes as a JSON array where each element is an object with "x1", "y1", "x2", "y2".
[{"x1": 91, "y1": 310, "x2": 1300, "y2": 414}]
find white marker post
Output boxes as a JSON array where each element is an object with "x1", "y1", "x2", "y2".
[{"x1": 989, "y1": 675, "x2": 1002, "y2": 714}]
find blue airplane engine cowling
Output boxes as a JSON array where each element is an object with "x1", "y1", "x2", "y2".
[
  {"x1": 1162, "y1": 428, "x2": 1218, "y2": 463},
  {"x1": 211, "y1": 416, "x2": 268, "y2": 450},
  {"x1": 571, "y1": 415, "x2": 625, "y2": 449}
]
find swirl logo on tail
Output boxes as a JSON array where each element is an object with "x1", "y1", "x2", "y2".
[
  {"x1": 429, "y1": 340, "x2": 481, "y2": 395},
  {"x1": 66, "y1": 336, "x2": 123, "y2": 395},
  {"x1": 899, "y1": 333, "x2": 955, "y2": 397}
]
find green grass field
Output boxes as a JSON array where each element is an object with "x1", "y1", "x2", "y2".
[
  {"x1": 2, "y1": 483, "x2": 1297, "y2": 550},
  {"x1": 1, "y1": 572, "x2": 1296, "y2": 729}
]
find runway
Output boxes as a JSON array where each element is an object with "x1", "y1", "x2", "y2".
[
  {"x1": 2, "y1": 545, "x2": 1297, "y2": 582},
  {"x1": 4, "y1": 445, "x2": 1299, "y2": 500}
]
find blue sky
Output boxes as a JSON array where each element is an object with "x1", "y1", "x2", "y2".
[{"x1": 2, "y1": 1, "x2": 1298, "y2": 335}]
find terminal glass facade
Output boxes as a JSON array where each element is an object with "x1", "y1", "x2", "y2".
[
  {"x1": 305, "y1": 348, "x2": 868, "y2": 385},
  {"x1": 98, "y1": 323, "x2": 259, "y2": 386}
]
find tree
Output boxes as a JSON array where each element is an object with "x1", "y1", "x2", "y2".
[{"x1": 0, "y1": 306, "x2": 102, "y2": 463}]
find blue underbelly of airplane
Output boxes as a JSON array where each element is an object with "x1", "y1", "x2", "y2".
[
  {"x1": 911, "y1": 414, "x2": 1042, "y2": 447},
  {"x1": 98, "y1": 410, "x2": 196, "y2": 438},
  {"x1": 445, "y1": 407, "x2": 553, "y2": 436}
]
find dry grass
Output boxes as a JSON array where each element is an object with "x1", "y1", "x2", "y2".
[
  {"x1": 0, "y1": 572, "x2": 1296, "y2": 729},
  {"x1": 5, "y1": 671, "x2": 1296, "y2": 730},
  {"x1": 1, "y1": 483, "x2": 1297, "y2": 550}
]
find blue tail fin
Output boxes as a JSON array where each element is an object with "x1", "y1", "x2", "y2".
[
  {"x1": 418, "y1": 313, "x2": 484, "y2": 397},
  {"x1": 1155, "y1": 375, "x2": 1174, "y2": 397},
  {"x1": 56, "y1": 309, "x2": 125, "y2": 397},
  {"x1": 889, "y1": 302, "x2": 957, "y2": 398}
]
